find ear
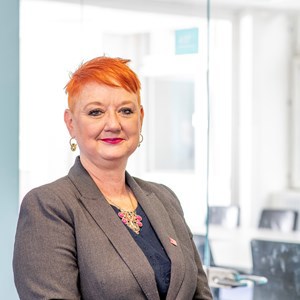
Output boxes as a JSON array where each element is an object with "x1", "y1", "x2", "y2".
[
  {"x1": 64, "y1": 109, "x2": 75, "y2": 137},
  {"x1": 139, "y1": 105, "x2": 144, "y2": 128}
]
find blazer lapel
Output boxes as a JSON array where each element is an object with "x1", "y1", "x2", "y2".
[
  {"x1": 127, "y1": 175, "x2": 186, "y2": 300},
  {"x1": 68, "y1": 158, "x2": 159, "y2": 300}
]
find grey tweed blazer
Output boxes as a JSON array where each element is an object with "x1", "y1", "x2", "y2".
[{"x1": 13, "y1": 157, "x2": 212, "y2": 300}]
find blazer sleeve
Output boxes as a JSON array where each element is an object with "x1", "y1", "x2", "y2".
[
  {"x1": 13, "y1": 186, "x2": 81, "y2": 300},
  {"x1": 189, "y1": 228, "x2": 213, "y2": 300}
]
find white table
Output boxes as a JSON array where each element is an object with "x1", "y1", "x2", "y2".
[{"x1": 195, "y1": 226, "x2": 300, "y2": 272}]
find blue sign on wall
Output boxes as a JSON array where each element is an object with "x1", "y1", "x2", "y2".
[{"x1": 175, "y1": 28, "x2": 199, "y2": 55}]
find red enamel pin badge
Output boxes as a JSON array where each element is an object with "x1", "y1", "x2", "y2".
[{"x1": 169, "y1": 237, "x2": 177, "y2": 246}]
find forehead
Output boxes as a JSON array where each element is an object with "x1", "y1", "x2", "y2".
[{"x1": 75, "y1": 82, "x2": 139, "y2": 105}]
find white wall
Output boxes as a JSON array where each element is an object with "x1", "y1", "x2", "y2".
[
  {"x1": 20, "y1": 0, "x2": 300, "y2": 232},
  {"x1": 243, "y1": 12, "x2": 293, "y2": 227}
]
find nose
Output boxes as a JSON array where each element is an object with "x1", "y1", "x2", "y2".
[{"x1": 104, "y1": 110, "x2": 121, "y2": 132}]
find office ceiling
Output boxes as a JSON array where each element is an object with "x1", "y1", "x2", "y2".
[
  {"x1": 42, "y1": 0, "x2": 300, "y2": 15},
  {"x1": 84, "y1": 0, "x2": 300, "y2": 15},
  {"x1": 158, "y1": 0, "x2": 300, "y2": 10}
]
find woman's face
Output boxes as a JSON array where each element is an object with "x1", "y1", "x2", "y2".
[{"x1": 64, "y1": 82, "x2": 144, "y2": 168}]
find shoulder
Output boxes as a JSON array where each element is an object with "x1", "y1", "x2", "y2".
[
  {"x1": 132, "y1": 175, "x2": 194, "y2": 243},
  {"x1": 26, "y1": 176, "x2": 74, "y2": 196},
  {"x1": 132, "y1": 176, "x2": 184, "y2": 216},
  {"x1": 24, "y1": 175, "x2": 74, "y2": 199},
  {"x1": 20, "y1": 175, "x2": 79, "y2": 218},
  {"x1": 132, "y1": 176, "x2": 175, "y2": 197}
]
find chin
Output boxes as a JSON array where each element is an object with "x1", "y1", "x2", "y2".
[{"x1": 99, "y1": 152, "x2": 130, "y2": 162}]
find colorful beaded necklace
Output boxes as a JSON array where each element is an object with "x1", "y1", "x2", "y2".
[
  {"x1": 117, "y1": 209, "x2": 143, "y2": 234},
  {"x1": 105, "y1": 187, "x2": 143, "y2": 234}
]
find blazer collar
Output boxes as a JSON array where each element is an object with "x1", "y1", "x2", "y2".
[
  {"x1": 68, "y1": 157, "x2": 185, "y2": 300},
  {"x1": 126, "y1": 175, "x2": 185, "y2": 300}
]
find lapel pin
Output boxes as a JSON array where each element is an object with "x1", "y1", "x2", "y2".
[{"x1": 169, "y1": 237, "x2": 177, "y2": 246}]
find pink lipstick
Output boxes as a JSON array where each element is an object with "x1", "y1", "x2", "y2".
[{"x1": 101, "y1": 138, "x2": 124, "y2": 144}]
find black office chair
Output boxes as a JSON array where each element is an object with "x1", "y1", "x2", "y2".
[
  {"x1": 193, "y1": 234, "x2": 259, "y2": 300},
  {"x1": 192, "y1": 234, "x2": 220, "y2": 299},
  {"x1": 258, "y1": 208, "x2": 298, "y2": 232},
  {"x1": 192, "y1": 234, "x2": 215, "y2": 266},
  {"x1": 208, "y1": 205, "x2": 240, "y2": 228},
  {"x1": 251, "y1": 239, "x2": 300, "y2": 300}
]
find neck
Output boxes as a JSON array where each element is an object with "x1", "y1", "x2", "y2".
[
  {"x1": 80, "y1": 155, "x2": 127, "y2": 194},
  {"x1": 80, "y1": 156, "x2": 136, "y2": 211},
  {"x1": 105, "y1": 186, "x2": 137, "y2": 212}
]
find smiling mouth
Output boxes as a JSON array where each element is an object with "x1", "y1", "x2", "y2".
[{"x1": 101, "y1": 138, "x2": 124, "y2": 144}]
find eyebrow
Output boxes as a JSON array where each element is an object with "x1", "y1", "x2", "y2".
[
  {"x1": 83, "y1": 100, "x2": 137, "y2": 110},
  {"x1": 83, "y1": 101, "x2": 104, "y2": 108}
]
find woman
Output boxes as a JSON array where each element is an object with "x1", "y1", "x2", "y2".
[{"x1": 13, "y1": 56, "x2": 212, "y2": 300}]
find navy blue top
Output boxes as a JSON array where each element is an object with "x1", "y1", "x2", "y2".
[{"x1": 112, "y1": 205, "x2": 171, "y2": 299}]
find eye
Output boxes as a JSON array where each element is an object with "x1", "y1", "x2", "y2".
[
  {"x1": 88, "y1": 109, "x2": 103, "y2": 116},
  {"x1": 120, "y1": 108, "x2": 133, "y2": 115}
]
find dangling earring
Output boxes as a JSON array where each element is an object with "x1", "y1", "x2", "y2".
[
  {"x1": 69, "y1": 137, "x2": 77, "y2": 152},
  {"x1": 138, "y1": 133, "x2": 144, "y2": 147}
]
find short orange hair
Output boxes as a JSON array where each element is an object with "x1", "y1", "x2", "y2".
[{"x1": 65, "y1": 56, "x2": 141, "y2": 111}]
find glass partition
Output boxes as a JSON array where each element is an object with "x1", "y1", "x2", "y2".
[
  {"x1": 20, "y1": 0, "x2": 233, "y2": 231},
  {"x1": 207, "y1": 1, "x2": 300, "y2": 299},
  {"x1": 19, "y1": 1, "x2": 300, "y2": 299},
  {"x1": 146, "y1": 78, "x2": 195, "y2": 171}
]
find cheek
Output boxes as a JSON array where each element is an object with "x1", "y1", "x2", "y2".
[
  {"x1": 76, "y1": 120, "x2": 101, "y2": 138},
  {"x1": 129, "y1": 120, "x2": 142, "y2": 136}
]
